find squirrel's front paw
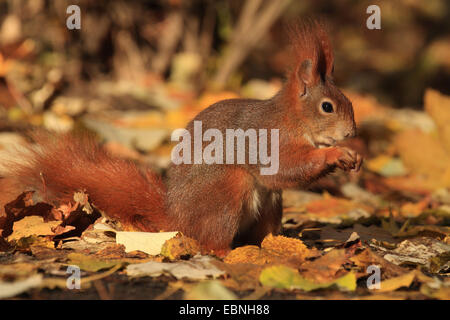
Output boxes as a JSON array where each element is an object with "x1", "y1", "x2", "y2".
[{"x1": 327, "y1": 147, "x2": 362, "y2": 172}]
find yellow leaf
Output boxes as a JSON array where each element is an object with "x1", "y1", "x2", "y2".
[
  {"x1": 394, "y1": 129, "x2": 450, "y2": 189},
  {"x1": 261, "y1": 234, "x2": 317, "y2": 260},
  {"x1": 425, "y1": 89, "x2": 450, "y2": 153},
  {"x1": 7, "y1": 216, "x2": 60, "y2": 242},
  {"x1": 377, "y1": 271, "x2": 416, "y2": 292},
  {"x1": 185, "y1": 281, "x2": 237, "y2": 300}
]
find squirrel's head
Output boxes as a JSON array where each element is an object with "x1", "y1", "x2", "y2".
[{"x1": 283, "y1": 20, "x2": 356, "y2": 148}]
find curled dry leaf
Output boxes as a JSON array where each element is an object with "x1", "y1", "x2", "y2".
[
  {"x1": 223, "y1": 245, "x2": 282, "y2": 266},
  {"x1": 160, "y1": 234, "x2": 200, "y2": 260},
  {"x1": 350, "y1": 248, "x2": 408, "y2": 280},
  {"x1": 0, "y1": 191, "x2": 53, "y2": 238},
  {"x1": 224, "y1": 234, "x2": 318, "y2": 267},
  {"x1": 0, "y1": 191, "x2": 100, "y2": 245},
  {"x1": 7, "y1": 216, "x2": 60, "y2": 241},
  {"x1": 299, "y1": 249, "x2": 353, "y2": 283},
  {"x1": 261, "y1": 234, "x2": 319, "y2": 260}
]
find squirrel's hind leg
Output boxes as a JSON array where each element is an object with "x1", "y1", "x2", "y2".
[
  {"x1": 167, "y1": 166, "x2": 254, "y2": 255},
  {"x1": 232, "y1": 189, "x2": 283, "y2": 247}
]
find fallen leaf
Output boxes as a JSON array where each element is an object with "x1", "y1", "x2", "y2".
[
  {"x1": 299, "y1": 249, "x2": 352, "y2": 283},
  {"x1": 185, "y1": 280, "x2": 237, "y2": 300},
  {"x1": 381, "y1": 238, "x2": 450, "y2": 270},
  {"x1": 161, "y1": 235, "x2": 200, "y2": 260},
  {"x1": 259, "y1": 265, "x2": 356, "y2": 292},
  {"x1": 303, "y1": 194, "x2": 373, "y2": 224},
  {"x1": 0, "y1": 191, "x2": 54, "y2": 238},
  {"x1": 115, "y1": 231, "x2": 179, "y2": 255},
  {"x1": 399, "y1": 197, "x2": 433, "y2": 218},
  {"x1": 350, "y1": 248, "x2": 408, "y2": 279},
  {"x1": 0, "y1": 262, "x2": 39, "y2": 280},
  {"x1": 224, "y1": 235, "x2": 316, "y2": 268},
  {"x1": 424, "y1": 89, "x2": 450, "y2": 153},
  {"x1": 126, "y1": 255, "x2": 225, "y2": 280},
  {"x1": 66, "y1": 252, "x2": 126, "y2": 272},
  {"x1": 394, "y1": 129, "x2": 450, "y2": 189},
  {"x1": 0, "y1": 274, "x2": 43, "y2": 299},
  {"x1": 376, "y1": 271, "x2": 416, "y2": 292},
  {"x1": 420, "y1": 282, "x2": 450, "y2": 300},
  {"x1": 261, "y1": 234, "x2": 319, "y2": 261},
  {"x1": 7, "y1": 216, "x2": 60, "y2": 241},
  {"x1": 212, "y1": 261, "x2": 263, "y2": 291},
  {"x1": 366, "y1": 155, "x2": 407, "y2": 177}
]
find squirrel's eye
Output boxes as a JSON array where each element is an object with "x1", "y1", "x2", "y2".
[{"x1": 321, "y1": 101, "x2": 334, "y2": 113}]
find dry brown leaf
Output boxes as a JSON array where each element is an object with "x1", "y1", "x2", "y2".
[
  {"x1": 7, "y1": 216, "x2": 60, "y2": 241},
  {"x1": 0, "y1": 191, "x2": 54, "y2": 238},
  {"x1": 376, "y1": 271, "x2": 416, "y2": 292},
  {"x1": 399, "y1": 197, "x2": 434, "y2": 218},
  {"x1": 304, "y1": 194, "x2": 374, "y2": 221},
  {"x1": 224, "y1": 235, "x2": 316, "y2": 268},
  {"x1": 350, "y1": 248, "x2": 408, "y2": 279},
  {"x1": 223, "y1": 245, "x2": 281, "y2": 266},
  {"x1": 212, "y1": 260, "x2": 263, "y2": 291},
  {"x1": 261, "y1": 234, "x2": 319, "y2": 260},
  {"x1": 299, "y1": 249, "x2": 352, "y2": 283}
]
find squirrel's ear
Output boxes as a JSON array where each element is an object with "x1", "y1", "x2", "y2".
[{"x1": 298, "y1": 59, "x2": 316, "y2": 89}]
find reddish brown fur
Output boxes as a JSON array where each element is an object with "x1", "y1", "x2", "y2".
[
  {"x1": 1, "y1": 132, "x2": 167, "y2": 231},
  {"x1": 0, "y1": 20, "x2": 361, "y2": 256},
  {"x1": 287, "y1": 19, "x2": 334, "y2": 83}
]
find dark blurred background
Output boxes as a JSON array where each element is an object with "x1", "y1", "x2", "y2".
[{"x1": 0, "y1": 0, "x2": 448, "y2": 113}]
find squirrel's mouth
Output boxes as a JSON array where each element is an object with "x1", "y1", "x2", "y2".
[
  {"x1": 304, "y1": 133, "x2": 338, "y2": 149},
  {"x1": 313, "y1": 137, "x2": 337, "y2": 149},
  {"x1": 316, "y1": 142, "x2": 334, "y2": 149}
]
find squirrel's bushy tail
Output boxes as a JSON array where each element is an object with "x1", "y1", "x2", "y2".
[{"x1": 0, "y1": 132, "x2": 168, "y2": 231}]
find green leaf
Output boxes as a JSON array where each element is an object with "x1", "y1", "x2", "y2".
[
  {"x1": 66, "y1": 253, "x2": 124, "y2": 272},
  {"x1": 259, "y1": 265, "x2": 356, "y2": 292}
]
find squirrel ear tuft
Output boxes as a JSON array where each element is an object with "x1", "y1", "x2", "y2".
[
  {"x1": 287, "y1": 18, "x2": 334, "y2": 85},
  {"x1": 298, "y1": 59, "x2": 314, "y2": 87}
]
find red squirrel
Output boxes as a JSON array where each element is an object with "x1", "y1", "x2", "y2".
[{"x1": 0, "y1": 21, "x2": 361, "y2": 256}]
